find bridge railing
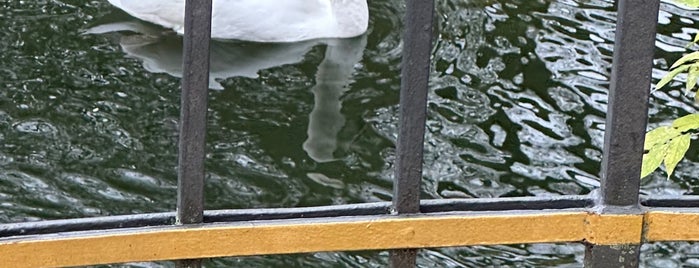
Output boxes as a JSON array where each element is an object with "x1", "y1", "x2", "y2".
[{"x1": 3, "y1": 0, "x2": 697, "y2": 267}]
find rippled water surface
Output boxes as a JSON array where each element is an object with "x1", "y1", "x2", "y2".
[{"x1": 2, "y1": 0, "x2": 699, "y2": 266}]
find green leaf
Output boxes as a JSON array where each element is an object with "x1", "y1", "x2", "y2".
[
  {"x1": 641, "y1": 141, "x2": 669, "y2": 178},
  {"x1": 675, "y1": 0, "x2": 699, "y2": 8},
  {"x1": 671, "y1": 51, "x2": 699, "y2": 69},
  {"x1": 664, "y1": 134, "x2": 691, "y2": 178},
  {"x1": 644, "y1": 126, "x2": 681, "y2": 150},
  {"x1": 657, "y1": 65, "x2": 690, "y2": 90},
  {"x1": 687, "y1": 65, "x2": 699, "y2": 95},
  {"x1": 671, "y1": 113, "x2": 699, "y2": 133},
  {"x1": 671, "y1": 52, "x2": 699, "y2": 69},
  {"x1": 689, "y1": 33, "x2": 699, "y2": 48}
]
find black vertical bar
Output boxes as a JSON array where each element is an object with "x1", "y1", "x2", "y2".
[
  {"x1": 585, "y1": 244, "x2": 640, "y2": 268},
  {"x1": 391, "y1": 249, "x2": 419, "y2": 268},
  {"x1": 390, "y1": 0, "x2": 434, "y2": 267},
  {"x1": 585, "y1": 0, "x2": 659, "y2": 266},
  {"x1": 598, "y1": 0, "x2": 659, "y2": 208},
  {"x1": 177, "y1": 0, "x2": 212, "y2": 226},
  {"x1": 176, "y1": 0, "x2": 212, "y2": 267},
  {"x1": 393, "y1": 0, "x2": 435, "y2": 218}
]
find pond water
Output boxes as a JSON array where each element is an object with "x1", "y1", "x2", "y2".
[{"x1": 2, "y1": 0, "x2": 699, "y2": 267}]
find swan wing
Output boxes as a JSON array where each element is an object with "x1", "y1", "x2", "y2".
[
  {"x1": 107, "y1": 0, "x2": 185, "y2": 31},
  {"x1": 109, "y1": 0, "x2": 339, "y2": 42},
  {"x1": 211, "y1": 0, "x2": 334, "y2": 42}
]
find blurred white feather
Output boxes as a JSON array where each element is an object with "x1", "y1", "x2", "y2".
[{"x1": 106, "y1": 0, "x2": 369, "y2": 42}]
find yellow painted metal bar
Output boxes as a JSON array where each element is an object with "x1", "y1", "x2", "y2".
[
  {"x1": 0, "y1": 212, "x2": 645, "y2": 268},
  {"x1": 584, "y1": 213, "x2": 643, "y2": 244},
  {"x1": 645, "y1": 211, "x2": 699, "y2": 242}
]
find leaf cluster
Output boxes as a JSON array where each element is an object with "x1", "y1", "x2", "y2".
[
  {"x1": 643, "y1": 3, "x2": 699, "y2": 179},
  {"x1": 642, "y1": 114, "x2": 699, "y2": 178},
  {"x1": 656, "y1": 33, "x2": 699, "y2": 100}
]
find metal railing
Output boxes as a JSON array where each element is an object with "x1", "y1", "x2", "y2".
[{"x1": 4, "y1": 0, "x2": 699, "y2": 267}]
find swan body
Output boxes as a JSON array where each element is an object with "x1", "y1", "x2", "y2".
[{"x1": 107, "y1": 0, "x2": 369, "y2": 42}]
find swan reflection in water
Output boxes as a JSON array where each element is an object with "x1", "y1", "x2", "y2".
[{"x1": 87, "y1": 21, "x2": 366, "y2": 163}]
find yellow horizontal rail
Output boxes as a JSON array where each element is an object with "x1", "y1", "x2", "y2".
[
  {"x1": 0, "y1": 211, "x2": 646, "y2": 268},
  {"x1": 645, "y1": 211, "x2": 699, "y2": 242}
]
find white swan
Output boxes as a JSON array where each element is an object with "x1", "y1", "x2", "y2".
[{"x1": 106, "y1": 0, "x2": 369, "y2": 42}]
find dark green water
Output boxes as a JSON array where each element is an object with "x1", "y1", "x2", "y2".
[{"x1": 1, "y1": 0, "x2": 699, "y2": 266}]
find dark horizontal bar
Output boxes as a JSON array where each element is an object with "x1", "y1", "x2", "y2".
[
  {"x1": 421, "y1": 195, "x2": 592, "y2": 212},
  {"x1": 0, "y1": 195, "x2": 591, "y2": 238},
  {"x1": 0, "y1": 212, "x2": 175, "y2": 238},
  {"x1": 204, "y1": 202, "x2": 391, "y2": 223},
  {"x1": 641, "y1": 195, "x2": 699, "y2": 207},
  {"x1": 9, "y1": 195, "x2": 699, "y2": 238}
]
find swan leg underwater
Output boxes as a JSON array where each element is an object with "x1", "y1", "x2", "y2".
[{"x1": 106, "y1": 0, "x2": 369, "y2": 42}]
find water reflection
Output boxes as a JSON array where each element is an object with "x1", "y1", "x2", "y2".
[
  {"x1": 4, "y1": 0, "x2": 699, "y2": 266},
  {"x1": 303, "y1": 38, "x2": 366, "y2": 162},
  {"x1": 87, "y1": 21, "x2": 367, "y2": 163}
]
